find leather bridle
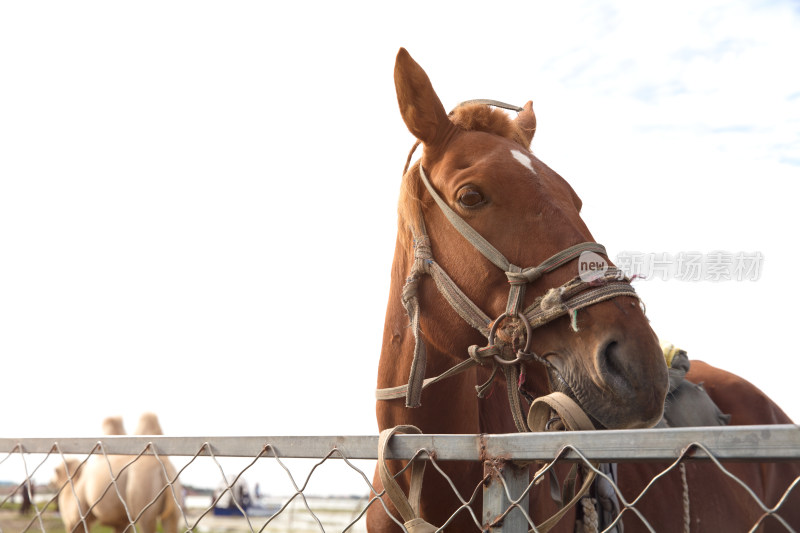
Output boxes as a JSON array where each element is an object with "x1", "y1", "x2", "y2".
[{"x1": 377, "y1": 158, "x2": 639, "y2": 432}]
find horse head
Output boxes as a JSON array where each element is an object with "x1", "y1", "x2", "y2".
[{"x1": 390, "y1": 48, "x2": 667, "y2": 430}]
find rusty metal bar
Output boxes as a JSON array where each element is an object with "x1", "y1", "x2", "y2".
[{"x1": 483, "y1": 459, "x2": 530, "y2": 532}]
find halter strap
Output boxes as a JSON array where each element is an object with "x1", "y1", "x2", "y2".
[{"x1": 419, "y1": 164, "x2": 512, "y2": 271}]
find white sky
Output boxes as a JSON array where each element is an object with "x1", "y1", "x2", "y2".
[{"x1": 1, "y1": 0, "x2": 799, "y2": 491}]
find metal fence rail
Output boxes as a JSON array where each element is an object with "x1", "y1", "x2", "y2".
[{"x1": 1, "y1": 425, "x2": 799, "y2": 532}]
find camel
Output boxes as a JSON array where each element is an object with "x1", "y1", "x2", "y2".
[{"x1": 52, "y1": 413, "x2": 184, "y2": 533}]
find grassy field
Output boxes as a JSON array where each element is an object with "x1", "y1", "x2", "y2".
[
  {"x1": 0, "y1": 500, "x2": 116, "y2": 533},
  {"x1": 0, "y1": 498, "x2": 369, "y2": 533}
]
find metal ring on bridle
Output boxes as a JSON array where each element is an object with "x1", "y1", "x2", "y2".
[
  {"x1": 487, "y1": 312, "x2": 533, "y2": 366},
  {"x1": 545, "y1": 416, "x2": 563, "y2": 431}
]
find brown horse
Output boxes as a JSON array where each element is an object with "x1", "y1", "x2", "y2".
[
  {"x1": 616, "y1": 362, "x2": 800, "y2": 531},
  {"x1": 367, "y1": 48, "x2": 799, "y2": 532}
]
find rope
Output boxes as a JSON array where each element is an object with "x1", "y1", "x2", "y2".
[
  {"x1": 681, "y1": 463, "x2": 690, "y2": 532},
  {"x1": 580, "y1": 497, "x2": 599, "y2": 533}
]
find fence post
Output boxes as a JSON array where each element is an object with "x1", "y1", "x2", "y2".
[{"x1": 483, "y1": 459, "x2": 529, "y2": 532}]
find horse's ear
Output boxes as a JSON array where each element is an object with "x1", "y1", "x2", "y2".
[
  {"x1": 514, "y1": 101, "x2": 537, "y2": 147},
  {"x1": 394, "y1": 48, "x2": 453, "y2": 148}
]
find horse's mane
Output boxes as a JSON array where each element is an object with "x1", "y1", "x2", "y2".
[{"x1": 398, "y1": 104, "x2": 532, "y2": 245}]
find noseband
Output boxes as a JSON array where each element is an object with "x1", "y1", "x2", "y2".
[{"x1": 376, "y1": 154, "x2": 639, "y2": 433}]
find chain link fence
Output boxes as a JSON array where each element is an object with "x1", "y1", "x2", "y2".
[{"x1": 1, "y1": 426, "x2": 799, "y2": 532}]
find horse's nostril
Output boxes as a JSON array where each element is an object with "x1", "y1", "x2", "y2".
[{"x1": 599, "y1": 340, "x2": 626, "y2": 380}]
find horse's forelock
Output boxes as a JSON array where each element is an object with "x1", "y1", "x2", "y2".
[{"x1": 450, "y1": 104, "x2": 531, "y2": 149}]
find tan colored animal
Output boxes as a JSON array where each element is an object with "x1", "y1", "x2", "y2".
[{"x1": 52, "y1": 413, "x2": 183, "y2": 533}]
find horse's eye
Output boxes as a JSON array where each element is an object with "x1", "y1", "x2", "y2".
[{"x1": 458, "y1": 188, "x2": 485, "y2": 208}]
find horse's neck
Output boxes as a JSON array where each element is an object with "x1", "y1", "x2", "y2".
[
  {"x1": 376, "y1": 235, "x2": 519, "y2": 435},
  {"x1": 376, "y1": 236, "x2": 415, "y2": 391}
]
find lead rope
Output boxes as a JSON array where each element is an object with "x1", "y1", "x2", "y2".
[
  {"x1": 680, "y1": 463, "x2": 690, "y2": 532},
  {"x1": 580, "y1": 499, "x2": 599, "y2": 533}
]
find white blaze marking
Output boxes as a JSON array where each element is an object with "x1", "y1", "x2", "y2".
[{"x1": 510, "y1": 149, "x2": 537, "y2": 175}]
